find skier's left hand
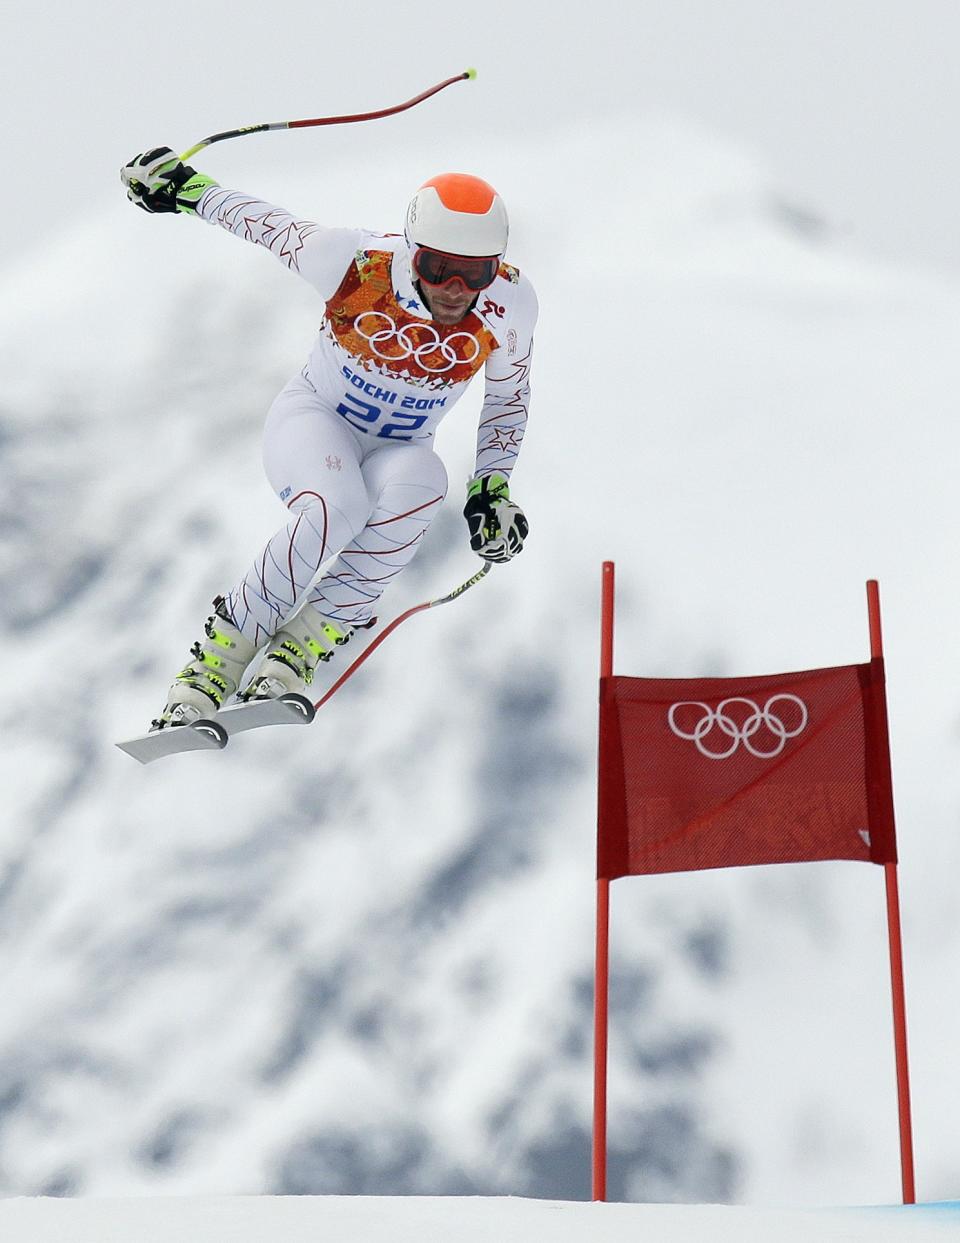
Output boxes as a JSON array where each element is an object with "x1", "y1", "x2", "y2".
[
  {"x1": 463, "y1": 473, "x2": 528, "y2": 563},
  {"x1": 120, "y1": 147, "x2": 218, "y2": 215}
]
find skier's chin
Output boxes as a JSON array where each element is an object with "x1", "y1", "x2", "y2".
[
  {"x1": 423, "y1": 290, "x2": 474, "y2": 324},
  {"x1": 431, "y1": 306, "x2": 470, "y2": 324},
  {"x1": 430, "y1": 298, "x2": 470, "y2": 323}
]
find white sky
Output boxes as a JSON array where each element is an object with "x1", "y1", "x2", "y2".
[{"x1": 6, "y1": 0, "x2": 960, "y2": 275}]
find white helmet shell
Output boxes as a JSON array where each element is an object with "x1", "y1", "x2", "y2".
[{"x1": 405, "y1": 173, "x2": 509, "y2": 257}]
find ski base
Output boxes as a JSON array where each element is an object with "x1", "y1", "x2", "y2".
[
  {"x1": 115, "y1": 718, "x2": 228, "y2": 765},
  {"x1": 217, "y1": 692, "x2": 316, "y2": 735}
]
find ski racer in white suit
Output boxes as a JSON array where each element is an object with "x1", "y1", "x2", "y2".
[{"x1": 120, "y1": 148, "x2": 538, "y2": 730}]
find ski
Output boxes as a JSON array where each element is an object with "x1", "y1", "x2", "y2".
[
  {"x1": 215, "y1": 692, "x2": 316, "y2": 735},
  {"x1": 115, "y1": 695, "x2": 314, "y2": 764},
  {"x1": 115, "y1": 718, "x2": 228, "y2": 765}
]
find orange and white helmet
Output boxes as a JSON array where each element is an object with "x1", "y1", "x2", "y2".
[{"x1": 405, "y1": 173, "x2": 509, "y2": 258}]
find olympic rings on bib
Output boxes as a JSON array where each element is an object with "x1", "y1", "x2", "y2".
[
  {"x1": 667, "y1": 695, "x2": 809, "y2": 760},
  {"x1": 354, "y1": 311, "x2": 481, "y2": 373}
]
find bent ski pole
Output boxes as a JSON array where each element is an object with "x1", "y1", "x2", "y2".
[
  {"x1": 313, "y1": 563, "x2": 491, "y2": 712},
  {"x1": 179, "y1": 70, "x2": 476, "y2": 162}
]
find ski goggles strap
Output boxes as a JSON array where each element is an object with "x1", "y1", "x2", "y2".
[{"x1": 412, "y1": 246, "x2": 500, "y2": 291}]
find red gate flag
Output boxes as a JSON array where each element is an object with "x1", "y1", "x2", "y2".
[
  {"x1": 597, "y1": 659, "x2": 897, "y2": 879},
  {"x1": 592, "y1": 572, "x2": 914, "y2": 1206}
]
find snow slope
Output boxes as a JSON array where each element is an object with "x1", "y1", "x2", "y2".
[
  {"x1": 1, "y1": 1195, "x2": 958, "y2": 1243},
  {"x1": 0, "y1": 116, "x2": 958, "y2": 1205}
]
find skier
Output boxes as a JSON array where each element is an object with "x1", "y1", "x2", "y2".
[{"x1": 120, "y1": 148, "x2": 538, "y2": 730}]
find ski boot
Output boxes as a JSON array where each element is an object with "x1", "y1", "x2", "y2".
[
  {"x1": 153, "y1": 597, "x2": 259, "y2": 729},
  {"x1": 243, "y1": 603, "x2": 355, "y2": 701}
]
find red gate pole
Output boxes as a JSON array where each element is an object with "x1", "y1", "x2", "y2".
[
  {"x1": 593, "y1": 561, "x2": 615, "y2": 1200},
  {"x1": 867, "y1": 579, "x2": 916, "y2": 1204}
]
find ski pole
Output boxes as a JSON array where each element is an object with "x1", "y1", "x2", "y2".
[
  {"x1": 178, "y1": 70, "x2": 477, "y2": 162},
  {"x1": 312, "y1": 563, "x2": 492, "y2": 712}
]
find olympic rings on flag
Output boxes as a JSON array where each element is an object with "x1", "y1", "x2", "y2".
[
  {"x1": 667, "y1": 694, "x2": 809, "y2": 760},
  {"x1": 354, "y1": 311, "x2": 481, "y2": 373}
]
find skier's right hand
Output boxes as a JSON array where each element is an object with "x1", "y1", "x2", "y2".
[{"x1": 120, "y1": 147, "x2": 218, "y2": 215}]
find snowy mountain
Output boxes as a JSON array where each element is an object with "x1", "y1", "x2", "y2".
[{"x1": 1, "y1": 116, "x2": 958, "y2": 1205}]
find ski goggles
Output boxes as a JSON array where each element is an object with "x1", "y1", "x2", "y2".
[{"x1": 412, "y1": 246, "x2": 500, "y2": 291}]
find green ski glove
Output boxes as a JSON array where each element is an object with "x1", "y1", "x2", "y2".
[{"x1": 463, "y1": 473, "x2": 529, "y2": 563}]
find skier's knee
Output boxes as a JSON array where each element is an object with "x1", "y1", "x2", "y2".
[{"x1": 288, "y1": 487, "x2": 369, "y2": 538}]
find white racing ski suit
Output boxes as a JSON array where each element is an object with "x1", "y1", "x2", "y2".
[{"x1": 194, "y1": 187, "x2": 539, "y2": 643}]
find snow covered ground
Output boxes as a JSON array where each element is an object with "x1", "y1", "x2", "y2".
[
  {"x1": 0, "y1": 1195, "x2": 958, "y2": 1243},
  {"x1": 1, "y1": 115, "x2": 959, "y2": 1206}
]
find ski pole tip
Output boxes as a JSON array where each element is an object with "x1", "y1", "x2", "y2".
[{"x1": 464, "y1": 67, "x2": 478, "y2": 80}]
